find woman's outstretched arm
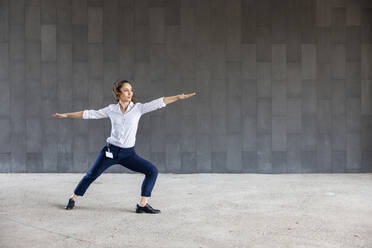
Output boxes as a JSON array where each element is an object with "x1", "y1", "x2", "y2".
[
  {"x1": 53, "y1": 111, "x2": 83, "y2": 119},
  {"x1": 163, "y1": 92, "x2": 196, "y2": 105},
  {"x1": 53, "y1": 105, "x2": 110, "y2": 119}
]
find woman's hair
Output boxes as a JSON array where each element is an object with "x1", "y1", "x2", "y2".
[{"x1": 112, "y1": 80, "x2": 136, "y2": 103}]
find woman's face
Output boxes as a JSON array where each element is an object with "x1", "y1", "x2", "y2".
[{"x1": 119, "y1": 83, "x2": 133, "y2": 103}]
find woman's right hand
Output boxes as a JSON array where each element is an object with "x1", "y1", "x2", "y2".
[{"x1": 53, "y1": 113, "x2": 68, "y2": 118}]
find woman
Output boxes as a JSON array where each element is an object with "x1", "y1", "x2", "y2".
[{"x1": 53, "y1": 80, "x2": 195, "y2": 214}]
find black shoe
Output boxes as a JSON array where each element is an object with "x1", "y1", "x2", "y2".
[
  {"x1": 136, "y1": 203, "x2": 161, "y2": 214},
  {"x1": 65, "y1": 198, "x2": 75, "y2": 210}
]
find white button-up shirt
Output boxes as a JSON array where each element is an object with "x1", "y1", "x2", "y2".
[{"x1": 83, "y1": 97, "x2": 167, "y2": 148}]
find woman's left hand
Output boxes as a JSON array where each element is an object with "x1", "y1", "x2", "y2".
[{"x1": 178, "y1": 92, "x2": 196, "y2": 100}]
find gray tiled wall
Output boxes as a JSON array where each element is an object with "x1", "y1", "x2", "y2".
[{"x1": 0, "y1": 0, "x2": 371, "y2": 173}]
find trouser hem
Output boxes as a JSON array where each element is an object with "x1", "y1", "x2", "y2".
[{"x1": 74, "y1": 191, "x2": 84, "y2": 196}]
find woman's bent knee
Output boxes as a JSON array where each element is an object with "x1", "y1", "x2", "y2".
[
  {"x1": 146, "y1": 166, "x2": 158, "y2": 176},
  {"x1": 151, "y1": 166, "x2": 158, "y2": 175}
]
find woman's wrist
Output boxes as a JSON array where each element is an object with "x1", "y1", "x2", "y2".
[{"x1": 163, "y1": 94, "x2": 185, "y2": 104}]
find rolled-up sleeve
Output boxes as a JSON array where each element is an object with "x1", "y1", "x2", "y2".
[
  {"x1": 82, "y1": 106, "x2": 110, "y2": 119},
  {"x1": 139, "y1": 97, "x2": 167, "y2": 115}
]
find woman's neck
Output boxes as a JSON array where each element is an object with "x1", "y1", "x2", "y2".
[{"x1": 119, "y1": 100, "x2": 130, "y2": 112}]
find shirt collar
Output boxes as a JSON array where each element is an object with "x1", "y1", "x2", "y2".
[{"x1": 117, "y1": 101, "x2": 134, "y2": 114}]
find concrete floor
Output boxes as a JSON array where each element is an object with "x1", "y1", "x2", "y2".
[{"x1": 0, "y1": 173, "x2": 371, "y2": 248}]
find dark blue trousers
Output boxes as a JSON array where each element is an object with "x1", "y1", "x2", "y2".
[{"x1": 74, "y1": 143, "x2": 158, "y2": 197}]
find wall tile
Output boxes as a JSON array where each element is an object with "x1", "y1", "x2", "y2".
[
  {"x1": 287, "y1": 98, "x2": 302, "y2": 134},
  {"x1": 257, "y1": 98, "x2": 272, "y2": 134},
  {"x1": 301, "y1": 114, "x2": 317, "y2": 151},
  {"x1": 241, "y1": 44, "x2": 256, "y2": 79},
  {"x1": 242, "y1": 151, "x2": 257, "y2": 173},
  {"x1": 41, "y1": 25, "x2": 56, "y2": 61},
  {"x1": 0, "y1": 118, "x2": 11, "y2": 153},
  {"x1": 72, "y1": 0, "x2": 87, "y2": 25},
  {"x1": 272, "y1": 44, "x2": 287, "y2": 80},
  {"x1": 165, "y1": 0, "x2": 180, "y2": 25},
  {"x1": 272, "y1": 80, "x2": 286, "y2": 116},
  {"x1": 0, "y1": 7, "x2": 9, "y2": 42},
  {"x1": 287, "y1": 62, "x2": 302, "y2": 97},
  {"x1": 25, "y1": 6, "x2": 40, "y2": 42},
  {"x1": 272, "y1": 116, "x2": 287, "y2": 151},
  {"x1": 257, "y1": 133, "x2": 272, "y2": 173},
  {"x1": 241, "y1": 1, "x2": 256, "y2": 44},
  {"x1": 196, "y1": 134, "x2": 212, "y2": 173},
  {"x1": 257, "y1": 62, "x2": 271, "y2": 98},
  {"x1": 317, "y1": 133, "x2": 332, "y2": 172},
  {"x1": 332, "y1": 115, "x2": 347, "y2": 151},
  {"x1": 88, "y1": 7, "x2": 103, "y2": 43},
  {"x1": 346, "y1": 62, "x2": 361, "y2": 97},
  {"x1": 347, "y1": 133, "x2": 361, "y2": 171},
  {"x1": 41, "y1": 0, "x2": 56, "y2": 24},
  {"x1": 301, "y1": 44, "x2": 317, "y2": 80},
  {"x1": 0, "y1": 43, "x2": 8, "y2": 79}
]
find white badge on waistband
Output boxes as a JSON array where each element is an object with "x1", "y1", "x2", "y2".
[
  {"x1": 105, "y1": 151, "x2": 113, "y2": 158},
  {"x1": 106, "y1": 142, "x2": 113, "y2": 158}
]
